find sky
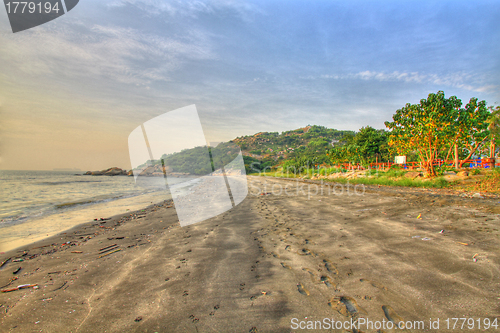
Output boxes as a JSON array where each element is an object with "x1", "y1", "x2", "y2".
[{"x1": 0, "y1": 0, "x2": 499, "y2": 171}]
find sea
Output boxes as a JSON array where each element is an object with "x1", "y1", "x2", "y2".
[{"x1": 0, "y1": 170, "x2": 194, "y2": 253}]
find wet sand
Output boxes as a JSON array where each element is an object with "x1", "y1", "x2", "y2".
[{"x1": 0, "y1": 176, "x2": 499, "y2": 332}]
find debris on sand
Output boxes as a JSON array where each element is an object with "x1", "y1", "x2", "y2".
[
  {"x1": 99, "y1": 244, "x2": 117, "y2": 251},
  {"x1": 98, "y1": 249, "x2": 121, "y2": 259},
  {"x1": 52, "y1": 281, "x2": 67, "y2": 291},
  {"x1": 1, "y1": 284, "x2": 38, "y2": 293},
  {"x1": 0, "y1": 257, "x2": 11, "y2": 269}
]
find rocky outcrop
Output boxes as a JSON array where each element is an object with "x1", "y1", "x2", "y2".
[
  {"x1": 404, "y1": 171, "x2": 422, "y2": 179},
  {"x1": 84, "y1": 167, "x2": 130, "y2": 176},
  {"x1": 84, "y1": 165, "x2": 191, "y2": 177},
  {"x1": 133, "y1": 164, "x2": 171, "y2": 177}
]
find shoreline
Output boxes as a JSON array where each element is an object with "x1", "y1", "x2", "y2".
[
  {"x1": 1, "y1": 176, "x2": 499, "y2": 332},
  {"x1": 0, "y1": 198, "x2": 174, "y2": 257},
  {"x1": 4, "y1": 176, "x2": 499, "y2": 257}
]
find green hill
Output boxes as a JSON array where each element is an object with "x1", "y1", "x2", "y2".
[
  {"x1": 137, "y1": 125, "x2": 354, "y2": 175},
  {"x1": 234, "y1": 125, "x2": 353, "y2": 172}
]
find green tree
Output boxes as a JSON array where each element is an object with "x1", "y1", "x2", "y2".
[
  {"x1": 385, "y1": 91, "x2": 490, "y2": 175},
  {"x1": 350, "y1": 126, "x2": 389, "y2": 164},
  {"x1": 385, "y1": 91, "x2": 461, "y2": 176},
  {"x1": 455, "y1": 98, "x2": 490, "y2": 167},
  {"x1": 328, "y1": 127, "x2": 389, "y2": 165},
  {"x1": 487, "y1": 105, "x2": 500, "y2": 159}
]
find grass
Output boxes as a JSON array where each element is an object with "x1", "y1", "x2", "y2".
[
  {"x1": 252, "y1": 167, "x2": 500, "y2": 191},
  {"x1": 456, "y1": 169, "x2": 500, "y2": 194},
  {"x1": 250, "y1": 168, "x2": 450, "y2": 188},
  {"x1": 326, "y1": 175, "x2": 449, "y2": 188}
]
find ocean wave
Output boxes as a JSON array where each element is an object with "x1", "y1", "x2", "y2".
[
  {"x1": 54, "y1": 193, "x2": 132, "y2": 209},
  {"x1": 36, "y1": 180, "x2": 102, "y2": 186},
  {"x1": 54, "y1": 188, "x2": 167, "y2": 210}
]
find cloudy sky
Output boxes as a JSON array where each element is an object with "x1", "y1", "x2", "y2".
[{"x1": 0, "y1": 0, "x2": 499, "y2": 170}]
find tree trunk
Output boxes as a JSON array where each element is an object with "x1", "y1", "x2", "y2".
[
  {"x1": 489, "y1": 141, "x2": 496, "y2": 168},
  {"x1": 454, "y1": 144, "x2": 459, "y2": 169},
  {"x1": 429, "y1": 158, "x2": 435, "y2": 176},
  {"x1": 459, "y1": 136, "x2": 488, "y2": 168}
]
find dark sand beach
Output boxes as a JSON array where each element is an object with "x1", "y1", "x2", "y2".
[{"x1": 1, "y1": 176, "x2": 499, "y2": 332}]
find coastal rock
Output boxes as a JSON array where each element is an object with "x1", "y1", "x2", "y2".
[
  {"x1": 404, "y1": 171, "x2": 422, "y2": 179},
  {"x1": 133, "y1": 164, "x2": 173, "y2": 177},
  {"x1": 103, "y1": 167, "x2": 127, "y2": 176},
  {"x1": 85, "y1": 167, "x2": 129, "y2": 176}
]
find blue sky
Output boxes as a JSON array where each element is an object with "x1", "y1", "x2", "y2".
[{"x1": 0, "y1": 0, "x2": 499, "y2": 170}]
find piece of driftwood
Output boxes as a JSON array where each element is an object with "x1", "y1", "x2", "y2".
[
  {"x1": 52, "y1": 281, "x2": 67, "y2": 291},
  {"x1": 99, "y1": 244, "x2": 117, "y2": 251},
  {"x1": 1, "y1": 284, "x2": 37, "y2": 293},
  {"x1": 98, "y1": 246, "x2": 119, "y2": 255},
  {"x1": 0, "y1": 276, "x2": 18, "y2": 289},
  {"x1": 98, "y1": 249, "x2": 122, "y2": 259},
  {"x1": 0, "y1": 257, "x2": 11, "y2": 269}
]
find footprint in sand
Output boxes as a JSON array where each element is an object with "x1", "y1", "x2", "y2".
[
  {"x1": 320, "y1": 275, "x2": 336, "y2": 288},
  {"x1": 302, "y1": 267, "x2": 315, "y2": 275},
  {"x1": 281, "y1": 262, "x2": 291, "y2": 269},
  {"x1": 297, "y1": 282, "x2": 310, "y2": 296},
  {"x1": 329, "y1": 296, "x2": 367, "y2": 317},
  {"x1": 298, "y1": 248, "x2": 317, "y2": 257},
  {"x1": 302, "y1": 268, "x2": 318, "y2": 283},
  {"x1": 209, "y1": 304, "x2": 220, "y2": 316},
  {"x1": 323, "y1": 259, "x2": 339, "y2": 275},
  {"x1": 360, "y1": 278, "x2": 388, "y2": 291},
  {"x1": 382, "y1": 305, "x2": 405, "y2": 328}
]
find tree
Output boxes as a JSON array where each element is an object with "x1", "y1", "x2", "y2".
[
  {"x1": 385, "y1": 91, "x2": 461, "y2": 176},
  {"x1": 349, "y1": 126, "x2": 389, "y2": 164},
  {"x1": 487, "y1": 105, "x2": 500, "y2": 159},
  {"x1": 385, "y1": 91, "x2": 490, "y2": 175},
  {"x1": 454, "y1": 98, "x2": 490, "y2": 167},
  {"x1": 327, "y1": 127, "x2": 389, "y2": 166}
]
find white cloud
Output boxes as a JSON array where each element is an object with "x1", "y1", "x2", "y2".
[
  {"x1": 108, "y1": 0, "x2": 263, "y2": 21},
  {"x1": 305, "y1": 70, "x2": 496, "y2": 93},
  {"x1": 0, "y1": 21, "x2": 215, "y2": 86}
]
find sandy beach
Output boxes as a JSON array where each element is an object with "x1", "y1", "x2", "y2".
[{"x1": 0, "y1": 176, "x2": 499, "y2": 332}]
